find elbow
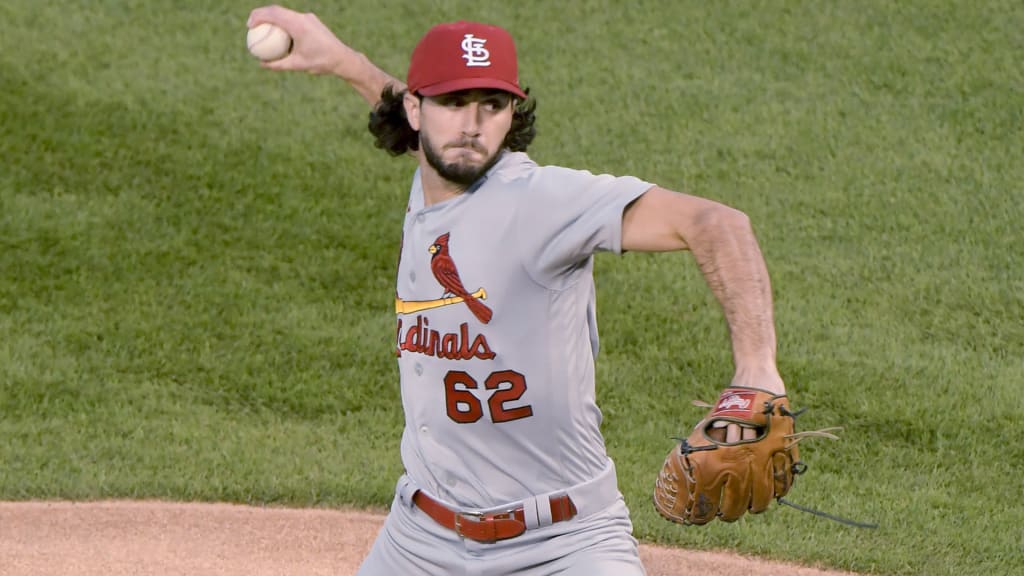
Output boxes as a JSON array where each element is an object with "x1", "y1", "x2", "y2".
[
  {"x1": 694, "y1": 203, "x2": 753, "y2": 239},
  {"x1": 725, "y1": 206, "x2": 753, "y2": 237}
]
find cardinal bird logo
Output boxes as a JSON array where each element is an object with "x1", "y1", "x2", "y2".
[{"x1": 428, "y1": 233, "x2": 493, "y2": 324}]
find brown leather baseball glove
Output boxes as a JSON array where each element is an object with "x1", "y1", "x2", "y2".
[{"x1": 653, "y1": 386, "x2": 813, "y2": 525}]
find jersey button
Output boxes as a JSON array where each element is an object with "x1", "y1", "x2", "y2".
[
  {"x1": 409, "y1": 271, "x2": 416, "y2": 283},
  {"x1": 419, "y1": 426, "x2": 429, "y2": 435},
  {"x1": 414, "y1": 363, "x2": 423, "y2": 376}
]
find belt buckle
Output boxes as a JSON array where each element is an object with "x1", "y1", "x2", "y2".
[
  {"x1": 453, "y1": 511, "x2": 488, "y2": 542},
  {"x1": 454, "y1": 508, "x2": 518, "y2": 543},
  {"x1": 453, "y1": 510, "x2": 482, "y2": 535}
]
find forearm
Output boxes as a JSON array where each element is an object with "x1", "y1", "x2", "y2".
[
  {"x1": 248, "y1": 6, "x2": 404, "y2": 109},
  {"x1": 687, "y1": 207, "x2": 784, "y2": 393},
  {"x1": 330, "y1": 47, "x2": 405, "y2": 108}
]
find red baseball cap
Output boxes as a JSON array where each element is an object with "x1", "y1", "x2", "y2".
[{"x1": 407, "y1": 21, "x2": 527, "y2": 99}]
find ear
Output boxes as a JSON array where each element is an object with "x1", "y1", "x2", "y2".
[{"x1": 403, "y1": 91, "x2": 421, "y2": 131}]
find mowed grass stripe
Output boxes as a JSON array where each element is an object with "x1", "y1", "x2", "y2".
[{"x1": 1, "y1": 2, "x2": 1022, "y2": 575}]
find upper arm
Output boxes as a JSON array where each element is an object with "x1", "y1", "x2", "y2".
[
  {"x1": 621, "y1": 186, "x2": 748, "y2": 253},
  {"x1": 516, "y1": 167, "x2": 650, "y2": 285}
]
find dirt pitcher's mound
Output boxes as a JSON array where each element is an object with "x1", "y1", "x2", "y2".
[{"x1": 0, "y1": 501, "x2": 857, "y2": 576}]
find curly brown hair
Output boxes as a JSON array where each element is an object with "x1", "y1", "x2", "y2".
[{"x1": 367, "y1": 85, "x2": 537, "y2": 156}]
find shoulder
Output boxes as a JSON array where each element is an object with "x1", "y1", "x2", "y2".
[
  {"x1": 486, "y1": 151, "x2": 538, "y2": 185},
  {"x1": 483, "y1": 152, "x2": 651, "y2": 199},
  {"x1": 530, "y1": 165, "x2": 653, "y2": 201},
  {"x1": 487, "y1": 153, "x2": 594, "y2": 192}
]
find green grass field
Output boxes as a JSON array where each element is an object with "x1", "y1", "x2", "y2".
[{"x1": 2, "y1": 1, "x2": 1022, "y2": 574}]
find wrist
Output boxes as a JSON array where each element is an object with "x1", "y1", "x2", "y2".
[
  {"x1": 328, "y1": 43, "x2": 362, "y2": 78},
  {"x1": 730, "y1": 366, "x2": 785, "y2": 395}
]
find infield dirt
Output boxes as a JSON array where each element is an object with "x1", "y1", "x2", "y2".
[{"x1": 0, "y1": 500, "x2": 861, "y2": 575}]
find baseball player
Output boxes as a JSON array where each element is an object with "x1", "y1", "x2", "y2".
[{"x1": 248, "y1": 6, "x2": 788, "y2": 575}]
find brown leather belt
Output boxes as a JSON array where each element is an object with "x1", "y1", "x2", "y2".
[{"x1": 412, "y1": 490, "x2": 578, "y2": 543}]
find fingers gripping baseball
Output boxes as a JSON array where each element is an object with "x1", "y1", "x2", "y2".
[{"x1": 247, "y1": 5, "x2": 356, "y2": 75}]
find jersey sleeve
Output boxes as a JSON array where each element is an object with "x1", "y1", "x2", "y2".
[{"x1": 516, "y1": 166, "x2": 654, "y2": 286}]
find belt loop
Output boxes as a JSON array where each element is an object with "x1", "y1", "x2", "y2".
[
  {"x1": 536, "y1": 495, "x2": 553, "y2": 527},
  {"x1": 397, "y1": 475, "x2": 418, "y2": 508},
  {"x1": 520, "y1": 495, "x2": 542, "y2": 529}
]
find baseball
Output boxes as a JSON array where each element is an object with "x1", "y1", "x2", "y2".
[{"x1": 246, "y1": 23, "x2": 292, "y2": 61}]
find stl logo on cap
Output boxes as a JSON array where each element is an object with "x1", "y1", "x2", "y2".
[
  {"x1": 407, "y1": 21, "x2": 527, "y2": 99},
  {"x1": 461, "y1": 34, "x2": 491, "y2": 67}
]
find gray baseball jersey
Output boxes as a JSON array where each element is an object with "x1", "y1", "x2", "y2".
[{"x1": 394, "y1": 150, "x2": 653, "y2": 509}]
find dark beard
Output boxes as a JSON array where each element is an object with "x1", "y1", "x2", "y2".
[{"x1": 420, "y1": 132, "x2": 503, "y2": 188}]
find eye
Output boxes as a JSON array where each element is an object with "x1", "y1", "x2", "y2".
[{"x1": 483, "y1": 98, "x2": 509, "y2": 112}]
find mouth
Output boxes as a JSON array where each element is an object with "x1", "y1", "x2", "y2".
[{"x1": 446, "y1": 141, "x2": 485, "y2": 155}]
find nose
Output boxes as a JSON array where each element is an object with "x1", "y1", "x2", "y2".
[{"x1": 458, "y1": 103, "x2": 482, "y2": 136}]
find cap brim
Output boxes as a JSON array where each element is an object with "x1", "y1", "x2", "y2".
[{"x1": 417, "y1": 77, "x2": 527, "y2": 100}]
